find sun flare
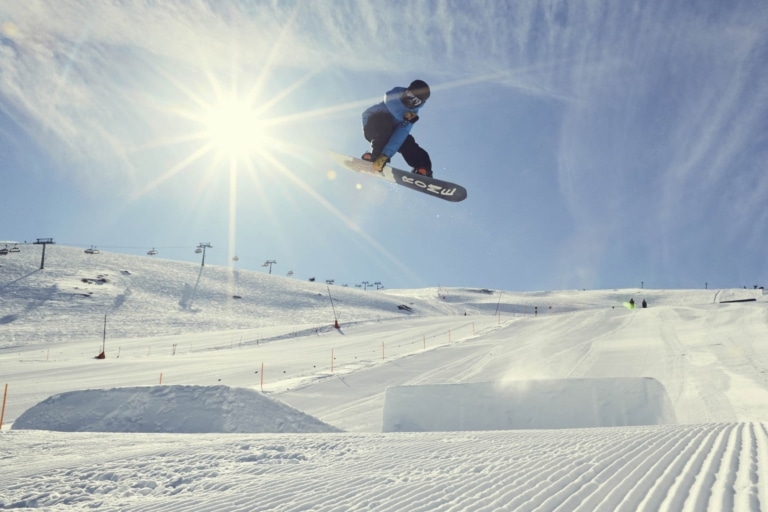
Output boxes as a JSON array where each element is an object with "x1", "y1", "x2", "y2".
[{"x1": 203, "y1": 97, "x2": 268, "y2": 161}]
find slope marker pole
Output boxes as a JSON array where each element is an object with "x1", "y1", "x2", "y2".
[{"x1": 0, "y1": 384, "x2": 7, "y2": 430}]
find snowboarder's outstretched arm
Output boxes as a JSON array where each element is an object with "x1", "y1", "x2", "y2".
[{"x1": 379, "y1": 87, "x2": 421, "y2": 158}]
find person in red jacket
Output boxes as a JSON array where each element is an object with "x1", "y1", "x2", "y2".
[{"x1": 361, "y1": 80, "x2": 433, "y2": 177}]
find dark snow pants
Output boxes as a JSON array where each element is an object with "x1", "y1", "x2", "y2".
[{"x1": 363, "y1": 112, "x2": 432, "y2": 172}]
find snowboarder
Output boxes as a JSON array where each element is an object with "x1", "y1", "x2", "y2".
[{"x1": 361, "y1": 80, "x2": 433, "y2": 177}]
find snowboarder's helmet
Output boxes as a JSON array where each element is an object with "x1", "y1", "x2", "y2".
[{"x1": 404, "y1": 80, "x2": 430, "y2": 107}]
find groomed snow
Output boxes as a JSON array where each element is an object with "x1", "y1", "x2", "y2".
[{"x1": 2, "y1": 245, "x2": 768, "y2": 510}]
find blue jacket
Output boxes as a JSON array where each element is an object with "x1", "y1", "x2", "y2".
[{"x1": 362, "y1": 86, "x2": 425, "y2": 158}]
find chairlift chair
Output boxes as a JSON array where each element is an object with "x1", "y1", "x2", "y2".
[
  {"x1": 147, "y1": 248, "x2": 158, "y2": 256},
  {"x1": 0, "y1": 246, "x2": 8, "y2": 256},
  {"x1": 195, "y1": 247, "x2": 203, "y2": 254},
  {"x1": 9, "y1": 244, "x2": 20, "y2": 253}
]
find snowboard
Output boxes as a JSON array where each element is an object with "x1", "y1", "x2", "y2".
[{"x1": 329, "y1": 152, "x2": 467, "y2": 202}]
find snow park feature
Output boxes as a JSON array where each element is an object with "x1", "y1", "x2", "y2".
[
  {"x1": 12, "y1": 385, "x2": 341, "y2": 433},
  {"x1": 2, "y1": 245, "x2": 768, "y2": 510},
  {"x1": 381, "y1": 378, "x2": 677, "y2": 432}
]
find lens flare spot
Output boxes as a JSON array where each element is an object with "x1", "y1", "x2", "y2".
[{"x1": 1, "y1": 22, "x2": 19, "y2": 38}]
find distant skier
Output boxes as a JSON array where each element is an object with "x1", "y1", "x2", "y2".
[{"x1": 361, "y1": 80, "x2": 433, "y2": 177}]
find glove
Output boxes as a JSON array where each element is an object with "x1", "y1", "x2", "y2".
[
  {"x1": 372, "y1": 154, "x2": 389, "y2": 172},
  {"x1": 404, "y1": 112, "x2": 419, "y2": 124}
]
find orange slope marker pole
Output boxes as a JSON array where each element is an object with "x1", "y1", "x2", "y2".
[{"x1": 0, "y1": 384, "x2": 8, "y2": 430}]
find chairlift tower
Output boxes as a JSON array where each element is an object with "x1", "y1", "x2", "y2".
[
  {"x1": 262, "y1": 259, "x2": 277, "y2": 274},
  {"x1": 33, "y1": 238, "x2": 55, "y2": 269},
  {"x1": 196, "y1": 243, "x2": 212, "y2": 266}
]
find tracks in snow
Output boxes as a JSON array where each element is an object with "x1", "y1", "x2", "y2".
[{"x1": 3, "y1": 423, "x2": 767, "y2": 511}]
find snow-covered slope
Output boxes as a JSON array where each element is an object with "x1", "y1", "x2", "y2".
[
  {"x1": 3, "y1": 245, "x2": 761, "y2": 348},
  {"x1": 0, "y1": 245, "x2": 475, "y2": 347},
  {"x1": 2, "y1": 245, "x2": 768, "y2": 510}
]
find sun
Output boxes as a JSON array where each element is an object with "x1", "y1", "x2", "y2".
[
  {"x1": 131, "y1": 67, "x2": 286, "y2": 199},
  {"x1": 203, "y1": 96, "x2": 270, "y2": 162}
]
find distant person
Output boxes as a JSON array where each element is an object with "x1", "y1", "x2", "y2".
[
  {"x1": 629, "y1": 298, "x2": 635, "y2": 309},
  {"x1": 642, "y1": 299, "x2": 648, "y2": 308}
]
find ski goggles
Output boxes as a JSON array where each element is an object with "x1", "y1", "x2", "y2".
[{"x1": 403, "y1": 90, "x2": 423, "y2": 108}]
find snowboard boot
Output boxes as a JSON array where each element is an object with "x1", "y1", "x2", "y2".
[
  {"x1": 413, "y1": 167, "x2": 433, "y2": 178},
  {"x1": 363, "y1": 152, "x2": 389, "y2": 172}
]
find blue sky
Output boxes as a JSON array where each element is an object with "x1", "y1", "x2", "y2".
[{"x1": 1, "y1": 0, "x2": 767, "y2": 291}]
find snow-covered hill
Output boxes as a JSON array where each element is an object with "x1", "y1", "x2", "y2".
[
  {"x1": 2, "y1": 245, "x2": 768, "y2": 510},
  {"x1": 0, "y1": 245, "x2": 473, "y2": 347},
  {"x1": 3, "y1": 244, "x2": 759, "y2": 348}
]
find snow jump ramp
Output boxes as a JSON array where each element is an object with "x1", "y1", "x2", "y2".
[
  {"x1": 12, "y1": 385, "x2": 341, "y2": 433},
  {"x1": 382, "y1": 377, "x2": 677, "y2": 432}
]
